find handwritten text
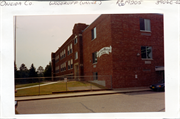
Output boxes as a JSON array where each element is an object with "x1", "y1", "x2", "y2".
[
  {"x1": 116, "y1": 0, "x2": 142, "y2": 6},
  {"x1": 49, "y1": 1, "x2": 102, "y2": 6},
  {"x1": 155, "y1": 0, "x2": 180, "y2": 4},
  {"x1": 0, "y1": 1, "x2": 32, "y2": 6}
]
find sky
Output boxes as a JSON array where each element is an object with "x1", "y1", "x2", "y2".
[{"x1": 15, "y1": 14, "x2": 100, "y2": 70}]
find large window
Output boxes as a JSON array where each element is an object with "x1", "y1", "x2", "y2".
[
  {"x1": 93, "y1": 72, "x2": 98, "y2": 80},
  {"x1": 75, "y1": 52, "x2": 78, "y2": 60},
  {"x1": 91, "y1": 27, "x2": 96, "y2": 40},
  {"x1": 141, "y1": 46, "x2": 152, "y2": 59},
  {"x1": 92, "y1": 52, "x2": 97, "y2": 63},
  {"x1": 140, "y1": 18, "x2": 151, "y2": 32}
]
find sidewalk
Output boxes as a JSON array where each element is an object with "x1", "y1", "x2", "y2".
[{"x1": 15, "y1": 87, "x2": 151, "y2": 101}]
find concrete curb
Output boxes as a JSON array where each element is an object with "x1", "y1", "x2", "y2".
[{"x1": 15, "y1": 88, "x2": 152, "y2": 101}]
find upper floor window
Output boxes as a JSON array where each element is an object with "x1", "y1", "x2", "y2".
[
  {"x1": 92, "y1": 52, "x2": 97, "y2": 63},
  {"x1": 74, "y1": 37, "x2": 78, "y2": 44},
  {"x1": 70, "y1": 43, "x2": 73, "y2": 53},
  {"x1": 91, "y1": 27, "x2": 96, "y2": 40},
  {"x1": 55, "y1": 55, "x2": 59, "y2": 63},
  {"x1": 140, "y1": 18, "x2": 151, "y2": 32},
  {"x1": 67, "y1": 46, "x2": 70, "y2": 55},
  {"x1": 64, "y1": 49, "x2": 66, "y2": 58},
  {"x1": 60, "y1": 52, "x2": 63, "y2": 59},
  {"x1": 75, "y1": 52, "x2": 78, "y2": 60},
  {"x1": 141, "y1": 46, "x2": 152, "y2": 59}
]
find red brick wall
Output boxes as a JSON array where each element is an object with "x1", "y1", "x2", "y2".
[
  {"x1": 111, "y1": 14, "x2": 164, "y2": 88},
  {"x1": 83, "y1": 14, "x2": 164, "y2": 88},
  {"x1": 82, "y1": 15, "x2": 113, "y2": 87}
]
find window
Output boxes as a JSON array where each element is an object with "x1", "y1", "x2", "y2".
[
  {"x1": 61, "y1": 62, "x2": 66, "y2": 72},
  {"x1": 74, "y1": 37, "x2": 78, "y2": 44},
  {"x1": 71, "y1": 59, "x2": 73, "y2": 69},
  {"x1": 140, "y1": 18, "x2": 151, "y2": 31},
  {"x1": 70, "y1": 43, "x2": 73, "y2": 53},
  {"x1": 141, "y1": 46, "x2": 152, "y2": 59},
  {"x1": 75, "y1": 52, "x2": 78, "y2": 60},
  {"x1": 68, "y1": 60, "x2": 70, "y2": 69},
  {"x1": 67, "y1": 46, "x2": 70, "y2": 55},
  {"x1": 64, "y1": 49, "x2": 66, "y2": 58},
  {"x1": 91, "y1": 27, "x2": 96, "y2": 40},
  {"x1": 55, "y1": 66, "x2": 59, "y2": 73},
  {"x1": 60, "y1": 52, "x2": 62, "y2": 59},
  {"x1": 55, "y1": 55, "x2": 59, "y2": 63},
  {"x1": 92, "y1": 52, "x2": 97, "y2": 63},
  {"x1": 93, "y1": 72, "x2": 98, "y2": 80}
]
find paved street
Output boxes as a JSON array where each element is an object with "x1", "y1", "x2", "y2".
[{"x1": 16, "y1": 91, "x2": 165, "y2": 114}]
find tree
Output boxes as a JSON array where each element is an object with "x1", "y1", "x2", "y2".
[
  {"x1": 19, "y1": 63, "x2": 29, "y2": 84},
  {"x1": 37, "y1": 66, "x2": 44, "y2": 77},
  {"x1": 29, "y1": 64, "x2": 37, "y2": 77},
  {"x1": 44, "y1": 62, "x2": 52, "y2": 78},
  {"x1": 19, "y1": 63, "x2": 29, "y2": 78},
  {"x1": 29, "y1": 64, "x2": 38, "y2": 83}
]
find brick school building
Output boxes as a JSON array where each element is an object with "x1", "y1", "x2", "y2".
[{"x1": 51, "y1": 14, "x2": 164, "y2": 88}]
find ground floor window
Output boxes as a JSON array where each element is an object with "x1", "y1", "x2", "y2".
[
  {"x1": 93, "y1": 72, "x2": 98, "y2": 80},
  {"x1": 141, "y1": 46, "x2": 152, "y2": 59},
  {"x1": 92, "y1": 52, "x2": 97, "y2": 63}
]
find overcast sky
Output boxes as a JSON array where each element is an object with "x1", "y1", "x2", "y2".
[{"x1": 15, "y1": 14, "x2": 100, "y2": 70}]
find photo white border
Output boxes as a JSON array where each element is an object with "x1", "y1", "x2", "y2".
[{"x1": 0, "y1": 0, "x2": 179, "y2": 118}]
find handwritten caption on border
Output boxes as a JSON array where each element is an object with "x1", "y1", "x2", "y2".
[
  {"x1": 0, "y1": 0, "x2": 180, "y2": 7},
  {"x1": 0, "y1": 1, "x2": 32, "y2": 6}
]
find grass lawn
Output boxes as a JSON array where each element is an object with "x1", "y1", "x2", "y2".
[{"x1": 15, "y1": 81, "x2": 98, "y2": 97}]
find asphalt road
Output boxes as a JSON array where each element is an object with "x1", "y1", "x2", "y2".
[{"x1": 16, "y1": 91, "x2": 165, "y2": 114}]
